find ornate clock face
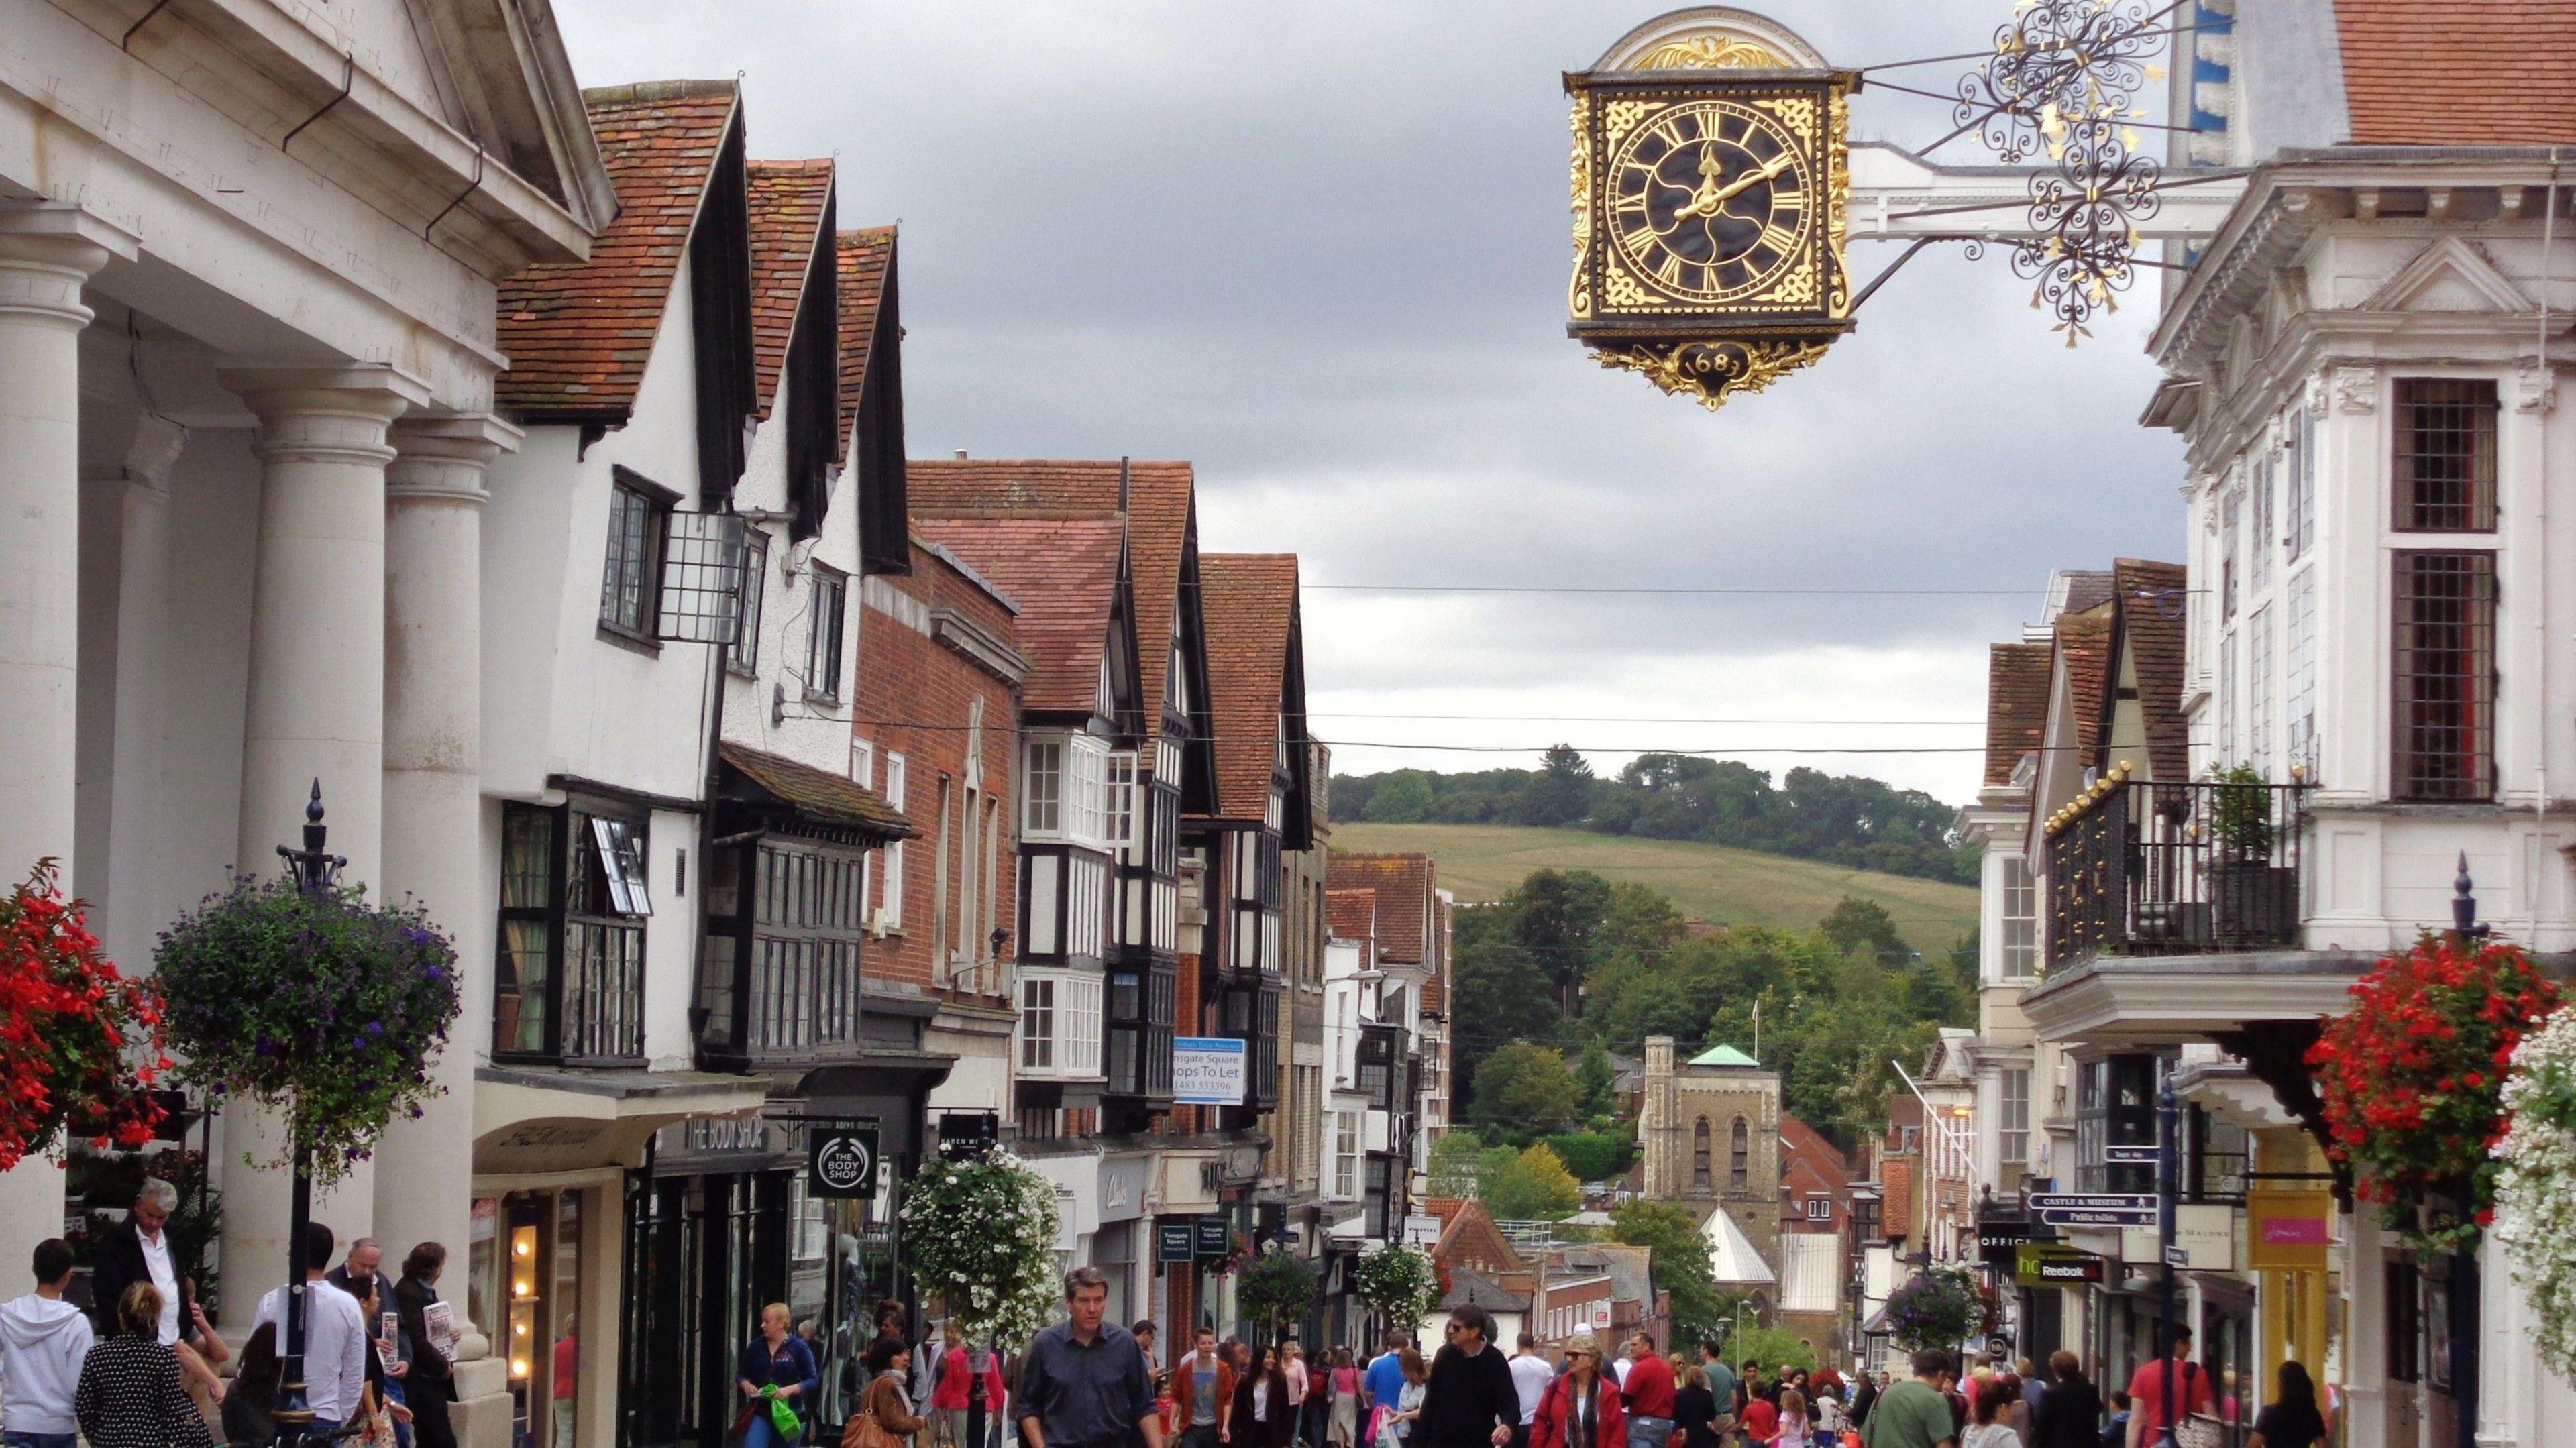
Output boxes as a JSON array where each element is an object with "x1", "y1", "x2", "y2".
[{"x1": 1606, "y1": 99, "x2": 1813, "y2": 304}]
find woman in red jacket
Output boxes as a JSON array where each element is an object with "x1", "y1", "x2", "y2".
[{"x1": 1534, "y1": 1335, "x2": 1627, "y2": 1448}]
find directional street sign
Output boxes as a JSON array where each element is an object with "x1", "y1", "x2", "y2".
[
  {"x1": 2029, "y1": 1192, "x2": 2159, "y2": 1227},
  {"x1": 2104, "y1": 1144, "x2": 2163, "y2": 1165}
]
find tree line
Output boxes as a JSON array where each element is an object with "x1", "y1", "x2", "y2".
[
  {"x1": 1333, "y1": 746, "x2": 1977, "y2": 885},
  {"x1": 1450, "y1": 867, "x2": 1975, "y2": 1154}
]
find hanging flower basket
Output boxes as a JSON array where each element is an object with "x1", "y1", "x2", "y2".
[
  {"x1": 1882, "y1": 1266, "x2": 1980, "y2": 1353},
  {"x1": 0, "y1": 862, "x2": 168, "y2": 1168},
  {"x1": 1350, "y1": 1243, "x2": 1440, "y2": 1333},
  {"x1": 2494, "y1": 1007, "x2": 2576, "y2": 1381},
  {"x1": 2310, "y1": 936, "x2": 2559, "y2": 1253},
  {"x1": 155, "y1": 876, "x2": 461, "y2": 1190},
  {"x1": 900, "y1": 1150, "x2": 1063, "y2": 1347}
]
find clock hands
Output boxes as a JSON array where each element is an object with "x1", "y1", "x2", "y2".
[{"x1": 1668, "y1": 145, "x2": 1796, "y2": 223}]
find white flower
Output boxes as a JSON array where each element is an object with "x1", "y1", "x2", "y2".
[{"x1": 2496, "y1": 1008, "x2": 2576, "y2": 1385}]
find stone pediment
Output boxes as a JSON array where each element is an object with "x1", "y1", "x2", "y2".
[{"x1": 2361, "y1": 237, "x2": 2534, "y2": 315}]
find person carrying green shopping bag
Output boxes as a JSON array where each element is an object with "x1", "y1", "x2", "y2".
[{"x1": 740, "y1": 1304, "x2": 822, "y2": 1448}]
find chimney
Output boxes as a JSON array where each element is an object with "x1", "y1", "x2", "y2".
[
  {"x1": 953, "y1": 449, "x2": 967, "y2": 461},
  {"x1": 1118, "y1": 455, "x2": 1131, "y2": 512}
]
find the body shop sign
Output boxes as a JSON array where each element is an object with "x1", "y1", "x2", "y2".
[{"x1": 1173, "y1": 1037, "x2": 1248, "y2": 1105}]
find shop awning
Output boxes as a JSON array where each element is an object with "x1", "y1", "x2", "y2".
[
  {"x1": 2017, "y1": 951, "x2": 2370, "y2": 1047},
  {"x1": 473, "y1": 1064, "x2": 773, "y2": 1177}
]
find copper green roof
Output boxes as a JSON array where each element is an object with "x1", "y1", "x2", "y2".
[{"x1": 1689, "y1": 1044, "x2": 1760, "y2": 1068}]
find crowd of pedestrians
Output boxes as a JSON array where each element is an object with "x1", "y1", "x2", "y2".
[{"x1": 0, "y1": 1179, "x2": 464, "y2": 1448}]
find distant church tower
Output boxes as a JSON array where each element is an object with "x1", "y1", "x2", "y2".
[{"x1": 1637, "y1": 1033, "x2": 1785, "y2": 1266}]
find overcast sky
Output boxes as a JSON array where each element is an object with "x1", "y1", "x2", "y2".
[{"x1": 556, "y1": 0, "x2": 2188, "y2": 805}]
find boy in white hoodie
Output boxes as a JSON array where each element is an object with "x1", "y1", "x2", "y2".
[{"x1": 0, "y1": 1239, "x2": 95, "y2": 1448}]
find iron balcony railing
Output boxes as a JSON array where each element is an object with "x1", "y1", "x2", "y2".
[{"x1": 2043, "y1": 763, "x2": 2308, "y2": 968}]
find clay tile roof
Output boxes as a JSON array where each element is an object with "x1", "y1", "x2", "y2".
[
  {"x1": 908, "y1": 461, "x2": 1197, "y2": 742},
  {"x1": 745, "y1": 160, "x2": 834, "y2": 421},
  {"x1": 1984, "y1": 642, "x2": 2052, "y2": 787},
  {"x1": 2335, "y1": 1, "x2": 2576, "y2": 146},
  {"x1": 717, "y1": 742, "x2": 910, "y2": 837},
  {"x1": 1328, "y1": 852, "x2": 1433, "y2": 964},
  {"x1": 835, "y1": 227, "x2": 895, "y2": 463},
  {"x1": 912, "y1": 516, "x2": 1125, "y2": 716},
  {"x1": 1326, "y1": 887, "x2": 1378, "y2": 941},
  {"x1": 1198, "y1": 553, "x2": 1298, "y2": 823},
  {"x1": 498, "y1": 80, "x2": 740, "y2": 418},
  {"x1": 2112, "y1": 558, "x2": 2190, "y2": 781},
  {"x1": 2056, "y1": 610, "x2": 2116, "y2": 762}
]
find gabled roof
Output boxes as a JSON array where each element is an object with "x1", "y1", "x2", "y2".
[
  {"x1": 1328, "y1": 852, "x2": 1434, "y2": 964},
  {"x1": 1440, "y1": 1266, "x2": 1531, "y2": 1314},
  {"x1": 1198, "y1": 553, "x2": 1299, "y2": 824},
  {"x1": 1326, "y1": 887, "x2": 1378, "y2": 942},
  {"x1": 2055, "y1": 610, "x2": 2115, "y2": 763},
  {"x1": 1777, "y1": 1113, "x2": 1850, "y2": 1184},
  {"x1": 745, "y1": 160, "x2": 835, "y2": 420},
  {"x1": 912, "y1": 517, "x2": 1128, "y2": 718},
  {"x1": 2334, "y1": 1, "x2": 2576, "y2": 145},
  {"x1": 835, "y1": 227, "x2": 896, "y2": 463},
  {"x1": 2109, "y1": 558, "x2": 2190, "y2": 780},
  {"x1": 906, "y1": 460, "x2": 1200, "y2": 737},
  {"x1": 1699, "y1": 1205, "x2": 1778, "y2": 1287},
  {"x1": 498, "y1": 80, "x2": 741, "y2": 418},
  {"x1": 1984, "y1": 642, "x2": 2052, "y2": 787}
]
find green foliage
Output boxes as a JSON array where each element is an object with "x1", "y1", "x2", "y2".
[
  {"x1": 2207, "y1": 760, "x2": 2277, "y2": 857},
  {"x1": 1575, "y1": 1044, "x2": 1617, "y2": 1117},
  {"x1": 1470, "y1": 1042, "x2": 1581, "y2": 1141},
  {"x1": 1606, "y1": 1200, "x2": 1736, "y2": 1349},
  {"x1": 1821, "y1": 899, "x2": 1909, "y2": 962},
  {"x1": 156, "y1": 875, "x2": 462, "y2": 1189},
  {"x1": 1544, "y1": 1128, "x2": 1635, "y2": 1184},
  {"x1": 1721, "y1": 1325, "x2": 1817, "y2": 1374},
  {"x1": 1352, "y1": 1243, "x2": 1442, "y2": 1330},
  {"x1": 1329, "y1": 761, "x2": 1978, "y2": 885},
  {"x1": 1237, "y1": 1245, "x2": 1322, "y2": 1343},
  {"x1": 1427, "y1": 1130, "x2": 1492, "y2": 1197},
  {"x1": 901, "y1": 1152, "x2": 1064, "y2": 1345},
  {"x1": 1482, "y1": 1143, "x2": 1582, "y2": 1221}
]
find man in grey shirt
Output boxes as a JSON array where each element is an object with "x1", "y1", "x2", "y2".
[{"x1": 1016, "y1": 1268, "x2": 1165, "y2": 1448}]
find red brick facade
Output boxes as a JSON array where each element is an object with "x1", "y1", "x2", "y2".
[{"x1": 853, "y1": 535, "x2": 1022, "y2": 1009}]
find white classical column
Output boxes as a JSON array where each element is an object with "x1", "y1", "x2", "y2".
[
  {"x1": 374, "y1": 413, "x2": 518, "y2": 1266},
  {"x1": 0, "y1": 201, "x2": 138, "y2": 1290},
  {"x1": 101, "y1": 416, "x2": 192, "y2": 973},
  {"x1": 213, "y1": 363, "x2": 427, "y2": 1321}
]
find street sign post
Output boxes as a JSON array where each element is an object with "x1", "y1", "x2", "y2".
[
  {"x1": 2104, "y1": 1144, "x2": 2162, "y2": 1165},
  {"x1": 2029, "y1": 1192, "x2": 2159, "y2": 1227}
]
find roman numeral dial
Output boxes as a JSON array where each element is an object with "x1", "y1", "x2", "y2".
[{"x1": 1604, "y1": 97, "x2": 1819, "y2": 306}]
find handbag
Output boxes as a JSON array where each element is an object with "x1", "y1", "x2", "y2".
[{"x1": 2166, "y1": 1366, "x2": 2220, "y2": 1448}]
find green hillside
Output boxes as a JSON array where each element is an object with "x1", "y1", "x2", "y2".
[{"x1": 1330, "y1": 822, "x2": 1978, "y2": 956}]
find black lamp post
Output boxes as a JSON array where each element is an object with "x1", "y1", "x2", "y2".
[{"x1": 272, "y1": 781, "x2": 346, "y2": 1448}]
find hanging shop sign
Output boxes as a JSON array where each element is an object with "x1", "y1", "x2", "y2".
[
  {"x1": 806, "y1": 1123, "x2": 880, "y2": 1199},
  {"x1": 2014, "y1": 1244, "x2": 2105, "y2": 1288},
  {"x1": 1158, "y1": 1221, "x2": 1198, "y2": 1264},
  {"x1": 2246, "y1": 1190, "x2": 2334, "y2": 1272},
  {"x1": 1195, "y1": 1214, "x2": 1234, "y2": 1258}
]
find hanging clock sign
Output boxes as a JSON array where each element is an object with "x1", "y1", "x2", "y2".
[{"x1": 1568, "y1": 7, "x2": 1858, "y2": 408}]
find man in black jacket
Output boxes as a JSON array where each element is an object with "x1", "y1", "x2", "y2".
[
  {"x1": 1415, "y1": 1307, "x2": 1518, "y2": 1448},
  {"x1": 87, "y1": 1179, "x2": 191, "y2": 1343},
  {"x1": 392, "y1": 1243, "x2": 460, "y2": 1448},
  {"x1": 2030, "y1": 1351, "x2": 2105, "y2": 1448}
]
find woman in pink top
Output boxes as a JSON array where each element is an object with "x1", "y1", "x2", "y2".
[{"x1": 1330, "y1": 1351, "x2": 1363, "y2": 1448}]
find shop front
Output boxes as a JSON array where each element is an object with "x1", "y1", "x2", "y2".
[
  {"x1": 471, "y1": 1066, "x2": 771, "y2": 1448},
  {"x1": 1097, "y1": 1154, "x2": 1152, "y2": 1330}
]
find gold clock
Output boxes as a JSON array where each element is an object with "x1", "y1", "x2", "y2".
[
  {"x1": 1605, "y1": 98, "x2": 1815, "y2": 304},
  {"x1": 1567, "y1": 9, "x2": 1856, "y2": 409}
]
